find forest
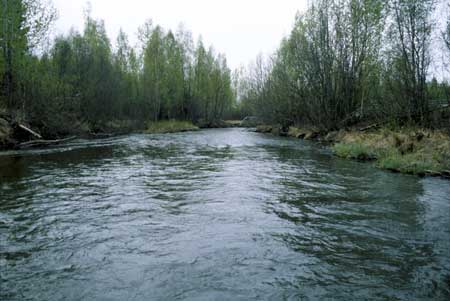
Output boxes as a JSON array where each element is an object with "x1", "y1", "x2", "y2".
[
  {"x1": 1, "y1": 0, "x2": 450, "y2": 142},
  {"x1": 238, "y1": 0, "x2": 450, "y2": 131},
  {"x1": 1, "y1": 0, "x2": 235, "y2": 139}
]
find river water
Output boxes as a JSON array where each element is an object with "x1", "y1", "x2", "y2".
[{"x1": 1, "y1": 128, "x2": 449, "y2": 300}]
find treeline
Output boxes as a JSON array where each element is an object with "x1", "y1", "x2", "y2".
[
  {"x1": 1, "y1": 1, "x2": 234, "y2": 136},
  {"x1": 239, "y1": 0, "x2": 450, "y2": 130}
]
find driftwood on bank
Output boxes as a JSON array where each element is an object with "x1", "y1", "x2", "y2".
[
  {"x1": 18, "y1": 136, "x2": 77, "y2": 149},
  {"x1": 0, "y1": 116, "x2": 79, "y2": 149},
  {"x1": 359, "y1": 123, "x2": 380, "y2": 132},
  {"x1": 18, "y1": 124, "x2": 42, "y2": 139}
]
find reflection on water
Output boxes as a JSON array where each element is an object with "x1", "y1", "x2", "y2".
[{"x1": 1, "y1": 128, "x2": 449, "y2": 300}]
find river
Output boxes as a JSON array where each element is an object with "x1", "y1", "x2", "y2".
[{"x1": 1, "y1": 128, "x2": 449, "y2": 300}]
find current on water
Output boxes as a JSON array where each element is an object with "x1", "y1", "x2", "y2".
[{"x1": 0, "y1": 128, "x2": 449, "y2": 300}]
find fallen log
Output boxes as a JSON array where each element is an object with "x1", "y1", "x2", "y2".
[
  {"x1": 359, "y1": 123, "x2": 380, "y2": 132},
  {"x1": 18, "y1": 124, "x2": 42, "y2": 139},
  {"x1": 18, "y1": 136, "x2": 77, "y2": 149}
]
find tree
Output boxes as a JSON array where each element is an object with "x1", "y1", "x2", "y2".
[
  {"x1": 241, "y1": 0, "x2": 386, "y2": 130},
  {"x1": 0, "y1": 0, "x2": 56, "y2": 109},
  {"x1": 163, "y1": 30, "x2": 185, "y2": 119},
  {"x1": 0, "y1": 2, "x2": 237, "y2": 138},
  {"x1": 142, "y1": 25, "x2": 166, "y2": 121},
  {"x1": 444, "y1": 6, "x2": 450, "y2": 60},
  {"x1": 113, "y1": 29, "x2": 137, "y2": 118},
  {"x1": 386, "y1": 0, "x2": 435, "y2": 122},
  {"x1": 81, "y1": 13, "x2": 115, "y2": 124},
  {"x1": 1, "y1": 0, "x2": 28, "y2": 108}
]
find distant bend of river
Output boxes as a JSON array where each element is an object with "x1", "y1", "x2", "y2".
[{"x1": 1, "y1": 128, "x2": 449, "y2": 300}]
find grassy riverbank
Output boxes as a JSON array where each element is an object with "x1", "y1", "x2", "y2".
[
  {"x1": 332, "y1": 128, "x2": 450, "y2": 177},
  {"x1": 145, "y1": 120, "x2": 199, "y2": 134},
  {"x1": 256, "y1": 125, "x2": 450, "y2": 178}
]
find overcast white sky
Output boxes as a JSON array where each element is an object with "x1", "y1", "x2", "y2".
[{"x1": 51, "y1": 0, "x2": 308, "y2": 70}]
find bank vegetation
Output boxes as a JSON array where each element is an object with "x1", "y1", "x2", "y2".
[
  {"x1": 0, "y1": 0, "x2": 236, "y2": 148},
  {"x1": 240, "y1": 0, "x2": 450, "y2": 177}
]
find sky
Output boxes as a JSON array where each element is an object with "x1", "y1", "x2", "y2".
[{"x1": 51, "y1": 0, "x2": 308, "y2": 70}]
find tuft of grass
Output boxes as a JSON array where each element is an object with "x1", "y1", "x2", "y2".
[
  {"x1": 145, "y1": 120, "x2": 199, "y2": 134},
  {"x1": 333, "y1": 142, "x2": 377, "y2": 161},
  {"x1": 378, "y1": 153, "x2": 440, "y2": 175},
  {"x1": 332, "y1": 127, "x2": 450, "y2": 177}
]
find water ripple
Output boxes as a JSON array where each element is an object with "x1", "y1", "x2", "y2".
[{"x1": 1, "y1": 128, "x2": 449, "y2": 300}]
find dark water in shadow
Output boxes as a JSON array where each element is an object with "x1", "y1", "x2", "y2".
[{"x1": 1, "y1": 128, "x2": 449, "y2": 300}]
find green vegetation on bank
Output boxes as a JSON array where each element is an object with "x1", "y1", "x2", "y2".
[
  {"x1": 242, "y1": 0, "x2": 450, "y2": 178},
  {"x1": 333, "y1": 143, "x2": 377, "y2": 161},
  {"x1": 145, "y1": 120, "x2": 199, "y2": 134},
  {"x1": 238, "y1": 0, "x2": 450, "y2": 131},
  {"x1": 332, "y1": 128, "x2": 450, "y2": 176},
  {"x1": 255, "y1": 124, "x2": 450, "y2": 178},
  {"x1": 0, "y1": 0, "x2": 236, "y2": 145}
]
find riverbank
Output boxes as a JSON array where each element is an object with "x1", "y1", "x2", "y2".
[
  {"x1": 0, "y1": 115, "x2": 134, "y2": 150},
  {"x1": 0, "y1": 115, "x2": 241, "y2": 150},
  {"x1": 0, "y1": 117, "x2": 13, "y2": 149},
  {"x1": 145, "y1": 120, "x2": 199, "y2": 134},
  {"x1": 256, "y1": 125, "x2": 450, "y2": 179}
]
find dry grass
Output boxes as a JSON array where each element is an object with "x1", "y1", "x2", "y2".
[
  {"x1": 333, "y1": 128, "x2": 450, "y2": 176},
  {"x1": 225, "y1": 120, "x2": 243, "y2": 126},
  {"x1": 145, "y1": 120, "x2": 199, "y2": 134},
  {"x1": 256, "y1": 125, "x2": 274, "y2": 133},
  {"x1": 287, "y1": 126, "x2": 321, "y2": 139},
  {"x1": 333, "y1": 143, "x2": 377, "y2": 161}
]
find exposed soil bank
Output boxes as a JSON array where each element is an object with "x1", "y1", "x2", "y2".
[{"x1": 256, "y1": 125, "x2": 450, "y2": 179}]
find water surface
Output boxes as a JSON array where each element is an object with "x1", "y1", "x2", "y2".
[{"x1": 1, "y1": 128, "x2": 449, "y2": 300}]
